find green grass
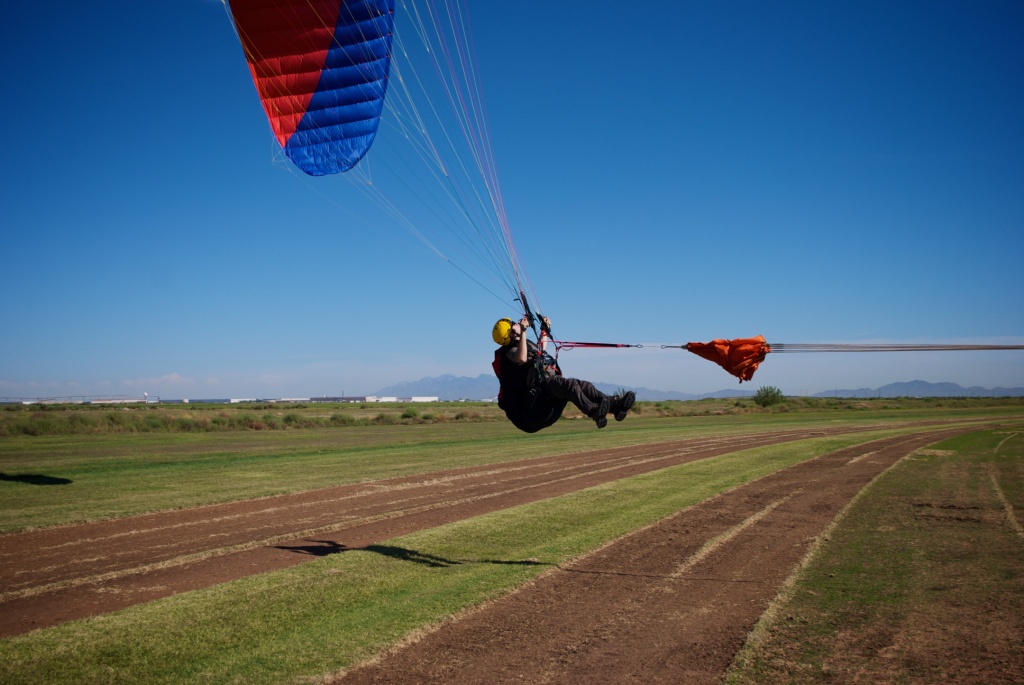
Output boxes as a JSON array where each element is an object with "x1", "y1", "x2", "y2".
[
  {"x1": 2, "y1": 407, "x2": 1022, "y2": 683},
  {"x1": 3, "y1": 397, "x2": 1022, "y2": 437},
  {"x1": 1, "y1": 419, "x2": 679, "y2": 532},
  {"x1": 0, "y1": 401, "x2": 510, "y2": 437},
  {"x1": 0, "y1": 427, "x2": 939, "y2": 685},
  {"x1": 726, "y1": 427, "x2": 1024, "y2": 684},
  {"x1": 4, "y1": 405, "x2": 1021, "y2": 533}
]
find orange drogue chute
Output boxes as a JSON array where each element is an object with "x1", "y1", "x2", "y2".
[{"x1": 686, "y1": 336, "x2": 770, "y2": 382}]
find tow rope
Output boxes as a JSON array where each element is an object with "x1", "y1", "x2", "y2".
[
  {"x1": 550, "y1": 336, "x2": 1024, "y2": 384},
  {"x1": 767, "y1": 343, "x2": 1024, "y2": 353}
]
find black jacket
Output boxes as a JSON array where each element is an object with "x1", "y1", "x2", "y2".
[{"x1": 493, "y1": 343, "x2": 566, "y2": 433}]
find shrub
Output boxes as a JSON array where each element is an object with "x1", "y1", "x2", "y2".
[
  {"x1": 14, "y1": 417, "x2": 67, "y2": 436},
  {"x1": 401, "y1": 407, "x2": 420, "y2": 419},
  {"x1": 67, "y1": 413, "x2": 96, "y2": 429},
  {"x1": 173, "y1": 417, "x2": 206, "y2": 432},
  {"x1": 234, "y1": 413, "x2": 263, "y2": 430},
  {"x1": 753, "y1": 386, "x2": 784, "y2": 408},
  {"x1": 104, "y1": 411, "x2": 129, "y2": 427},
  {"x1": 142, "y1": 414, "x2": 166, "y2": 432}
]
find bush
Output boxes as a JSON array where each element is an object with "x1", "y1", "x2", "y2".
[
  {"x1": 67, "y1": 413, "x2": 96, "y2": 429},
  {"x1": 142, "y1": 414, "x2": 166, "y2": 432},
  {"x1": 173, "y1": 417, "x2": 206, "y2": 432},
  {"x1": 104, "y1": 411, "x2": 129, "y2": 427},
  {"x1": 234, "y1": 413, "x2": 264, "y2": 430},
  {"x1": 753, "y1": 386, "x2": 784, "y2": 407}
]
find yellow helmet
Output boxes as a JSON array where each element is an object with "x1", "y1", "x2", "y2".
[{"x1": 492, "y1": 318, "x2": 513, "y2": 345}]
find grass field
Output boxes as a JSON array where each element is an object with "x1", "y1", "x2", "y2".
[
  {"x1": 3, "y1": 396, "x2": 1021, "y2": 437},
  {"x1": 3, "y1": 400, "x2": 1021, "y2": 534},
  {"x1": 1, "y1": 402, "x2": 1021, "y2": 683},
  {"x1": 727, "y1": 426, "x2": 1024, "y2": 684}
]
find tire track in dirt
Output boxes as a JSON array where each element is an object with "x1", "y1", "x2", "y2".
[
  {"x1": 4, "y1": 421, "x2": 987, "y2": 641},
  {"x1": 330, "y1": 428, "x2": 974, "y2": 685},
  {"x1": 0, "y1": 427, "x2": 873, "y2": 637}
]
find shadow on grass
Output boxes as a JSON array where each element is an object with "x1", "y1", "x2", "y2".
[
  {"x1": 0, "y1": 472, "x2": 73, "y2": 485},
  {"x1": 276, "y1": 540, "x2": 550, "y2": 569}
]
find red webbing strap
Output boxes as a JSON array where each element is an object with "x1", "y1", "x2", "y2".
[{"x1": 555, "y1": 340, "x2": 644, "y2": 350}]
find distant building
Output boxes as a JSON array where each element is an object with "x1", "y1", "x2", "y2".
[
  {"x1": 88, "y1": 398, "x2": 146, "y2": 405},
  {"x1": 78, "y1": 395, "x2": 446, "y2": 405},
  {"x1": 305, "y1": 396, "x2": 443, "y2": 403},
  {"x1": 309, "y1": 396, "x2": 363, "y2": 403}
]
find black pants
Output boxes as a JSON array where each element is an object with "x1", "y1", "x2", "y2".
[{"x1": 543, "y1": 376, "x2": 608, "y2": 417}]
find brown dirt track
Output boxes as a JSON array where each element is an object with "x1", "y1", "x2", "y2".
[{"x1": 0, "y1": 423, "x2": 994, "y2": 682}]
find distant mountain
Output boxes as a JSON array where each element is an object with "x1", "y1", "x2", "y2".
[
  {"x1": 375, "y1": 374, "x2": 499, "y2": 401},
  {"x1": 590, "y1": 384, "x2": 754, "y2": 401},
  {"x1": 375, "y1": 376, "x2": 1024, "y2": 401},
  {"x1": 812, "y1": 380, "x2": 1024, "y2": 398}
]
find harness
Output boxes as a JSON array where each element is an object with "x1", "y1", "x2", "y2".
[
  {"x1": 492, "y1": 342, "x2": 561, "y2": 399},
  {"x1": 492, "y1": 337, "x2": 565, "y2": 433}
]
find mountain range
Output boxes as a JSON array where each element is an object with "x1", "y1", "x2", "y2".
[{"x1": 375, "y1": 375, "x2": 1024, "y2": 401}]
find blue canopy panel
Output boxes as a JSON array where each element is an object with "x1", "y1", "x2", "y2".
[{"x1": 229, "y1": 0, "x2": 396, "y2": 176}]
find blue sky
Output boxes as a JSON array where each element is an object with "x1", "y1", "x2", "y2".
[{"x1": 2, "y1": 1, "x2": 1022, "y2": 400}]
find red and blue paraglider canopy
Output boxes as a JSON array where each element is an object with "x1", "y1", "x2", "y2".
[{"x1": 227, "y1": 0, "x2": 395, "y2": 176}]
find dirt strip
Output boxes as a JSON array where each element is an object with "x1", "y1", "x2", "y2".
[
  {"x1": 0, "y1": 427, "x2": 875, "y2": 637},
  {"x1": 330, "y1": 428, "x2": 972, "y2": 685}
]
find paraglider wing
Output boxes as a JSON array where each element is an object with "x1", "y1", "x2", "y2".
[
  {"x1": 687, "y1": 336, "x2": 770, "y2": 382},
  {"x1": 228, "y1": 0, "x2": 395, "y2": 176}
]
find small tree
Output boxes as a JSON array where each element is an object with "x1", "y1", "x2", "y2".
[{"x1": 753, "y1": 385, "x2": 784, "y2": 408}]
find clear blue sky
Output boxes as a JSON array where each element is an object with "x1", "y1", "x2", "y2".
[{"x1": 3, "y1": 1, "x2": 1022, "y2": 400}]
